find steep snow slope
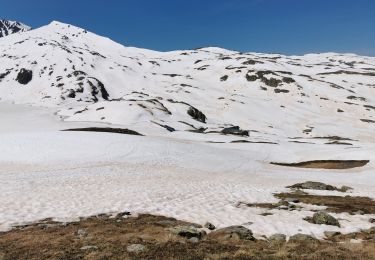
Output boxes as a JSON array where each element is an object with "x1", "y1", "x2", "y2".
[{"x1": 0, "y1": 20, "x2": 31, "y2": 38}]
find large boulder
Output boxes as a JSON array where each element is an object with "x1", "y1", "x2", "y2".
[
  {"x1": 187, "y1": 106, "x2": 206, "y2": 123},
  {"x1": 311, "y1": 212, "x2": 340, "y2": 227},
  {"x1": 16, "y1": 68, "x2": 33, "y2": 84},
  {"x1": 208, "y1": 226, "x2": 255, "y2": 241}
]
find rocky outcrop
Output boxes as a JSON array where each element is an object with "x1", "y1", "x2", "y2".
[{"x1": 16, "y1": 69, "x2": 33, "y2": 85}]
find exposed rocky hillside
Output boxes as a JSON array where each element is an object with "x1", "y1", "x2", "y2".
[{"x1": 0, "y1": 19, "x2": 31, "y2": 38}]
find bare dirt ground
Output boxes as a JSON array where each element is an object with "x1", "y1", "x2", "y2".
[{"x1": 1, "y1": 213, "x2": 375, "y2": 260}]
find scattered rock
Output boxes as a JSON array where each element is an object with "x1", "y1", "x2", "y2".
[
  {"x1": 169, "y1": 225, "x2": 206, "y2": 239},
  {"x1": 307, "y1": 212, "x2": 340, "y2": 227},
  {"x1": 187, "y1": 106, "x2": 206, "y2": 123},
  {"x1": 16, "y1": 68, "x2": 33, "y2": 84},
  {"x1": 289, "y1": 234, "x2": 317, "y2": 242},
  {"x1": 76, "y1": 229, "x2": 88, "y2": 238},
  {"x1": 127, "y1": 244, "x2": 147, "y2": 253},
  {"x1": 284, "y1": 198, "x2": 300, "y2": 203},
  {"x1": 188, "y1": 237, "x2": 200, "y2": 243},
  {"x1": 208, "y1": 226, "x2": 255, "y2": 241},
  {"x1": 80, "y1": 245, "x2": 98, "y2": 251},
  {"x1": 221, "y1": 126, "x2": 249, "y2": 136},
  {"x1": 204, "y1": 222, "x2": 216, "y2": 230},
  {"x1": 116, "y1": 211, "x2": 131, "y2": 218},
  {"x1": 369, "y1": 218, "x2": 375, "y2": 223},
  {"x1": 288, "y1": 181, "x2": 336, "y2": 191},
  {"x1": 324, "y1": 231, "x2": 341, "y2": 239},
  {"x1": 268, "y1": 234, "x2": 286, "y2": 243}
]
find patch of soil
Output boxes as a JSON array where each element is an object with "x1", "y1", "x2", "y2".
[
  {"x1": 271, "y1": 160, "x2": 369, "y2": 169},
  {"x1": 1, "y1": 214, "x2": 375, "y2": 259},
  {"x1": 62, "y1": 127, "x2": 143, "y2": 136}
]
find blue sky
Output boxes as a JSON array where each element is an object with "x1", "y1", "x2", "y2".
[{"x1": 2, "y1": 0, "x2": 375, "y2": 55}]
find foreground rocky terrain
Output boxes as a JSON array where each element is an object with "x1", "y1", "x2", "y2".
[{"x1": 1, "y1": 212, "x2": 375, "y2": 260}]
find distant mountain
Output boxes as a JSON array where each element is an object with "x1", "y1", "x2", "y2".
[
  {"x1": 0, "y1": 20, "x2": 374, "y2": 142},
  {"x1": 0, "y1": 19, "x2": 31, "y2": 38}
]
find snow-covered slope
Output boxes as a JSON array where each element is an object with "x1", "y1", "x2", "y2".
[
  {"x1": 0, "y1": 21, "x2": 373, "y2": 143},
  {"x1": 0, "y1": 21, "x2": 375, "y2": 239},
  {"x1": 0, "y1": 19, "x2": 31, "y2": 38}
]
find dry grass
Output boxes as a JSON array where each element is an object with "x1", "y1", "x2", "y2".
[
  {"x1": 1, "y1": 214, "x2": 375, "y2": 259},
  {"x1": 275, "y1": 192, "x2": 375, "y2": 214},
  {"x1": 271, "y1": 160, "x2": 369, "y2": 169}
]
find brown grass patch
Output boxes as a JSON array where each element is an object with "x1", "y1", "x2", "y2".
[
  {"x1": 271, "y1": 160, "x2": 369, "y2": 169},
  {"x1": 275, "y1": 193, "x2": 375, "y2": 214},
  {"x1": 1, "y1": 213, "x2": 375, "y2": 259}
]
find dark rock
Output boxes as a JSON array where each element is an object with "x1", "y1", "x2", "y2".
[
  {"x1": 208, "y1": 226, "x2": 255, "y2": 241},
  {"x1": 204, "y1": 222, "x2": 216, "y2": 230},
  {"x1": 369, "y1": 218, "x2": 375, "y2": 223},
  {"x1": 187, "y1": 106, "x2": 206, "y2": 123},
  {"x1": 169, "y1": 226, "x2": 206, "y2": 239},
  {"x1": 221, "y1": 126, "x2": 249, "y2": 136},
  {"x1": 220, "y1": 75, "x2": 228, "y2": 81},
  {"x1": 16, "y1": 68, "x2": 33, "y2": 84}
]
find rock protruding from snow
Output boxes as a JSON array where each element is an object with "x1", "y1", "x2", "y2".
[
  {"x1": 0, "y1": 20, "x2": 31, "y2": 37},
  {"x1": 16, "y1": 69, "x2": 33, "y2": 85}
]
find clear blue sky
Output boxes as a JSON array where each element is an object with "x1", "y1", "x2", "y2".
[{"x1": 2, "y1": 0, "x2": 375, "y2": 55}]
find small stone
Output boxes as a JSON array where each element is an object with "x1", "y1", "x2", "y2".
[
  {"x1": 76, "y1": 229, "x2": 88, "y2": 238},
  {"x1": 204, "y1": 222, "x2": 216, "y2": 230},
  {"x1": 208, "y1": 226, "x2": 255, "y2": 241},
  {"x1": 80, "y1": 245, "x2": 98, "y2": 251},
  {"x1": 268, "y1": 234, "x2": 286, "y2": 243},
  {"x1": 289, "y1": 234, "x2": 317, "y2": 242},
  {"x1": 339, "y1": 186, "x2": 353, "y2": 192},
  {"x1": 127, "y1": 244, "x2": 147, "y2": 253},
  {"x1": 284, "y1": 198, "x2": 300, "y2": 203},
  {"x1": 324, "y1": 231, "x2": 341, "y2": 238},
  {"x1": 189, "y1": 237, "x2": 200, "y2": 243},
  {"x1": 312, "y1": 212, "x2": 340, "y2": 227},
  {"x1": 369, "y1": 218, "x2": 375, "y2": 223}
]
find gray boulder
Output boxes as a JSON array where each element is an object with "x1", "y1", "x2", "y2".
[
  {"x1": 208, "y1": 226, "x2": 255, "y2": 241},
  {"x1": 268, "y1": 233, "x2": 286, "y2": 243},
  {"x1": 127, "y1": 244, "x2": 147, "y2": 253},
  {"x1": 289, "y1": 233, "x2": 317, "y2": 242},
  {"x1": 311, "y1": 212, "x2": 340, "y2": 227}
]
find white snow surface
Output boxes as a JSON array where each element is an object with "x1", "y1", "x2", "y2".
[{"x1": 0, "y1": 21, "x2": 374, "y2": 239}]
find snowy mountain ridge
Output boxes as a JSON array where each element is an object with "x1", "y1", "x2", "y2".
[
  {"x1": 0, "y1": 19, "x2": 31, "y2": 38},
  {"x1": 0, "y1": 20, "x2": 374, "y2": 143}
]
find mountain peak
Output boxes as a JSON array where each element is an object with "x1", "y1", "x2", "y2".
[{"x1": 0, "y1": 19, "x2": 31, "y2": 38}]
